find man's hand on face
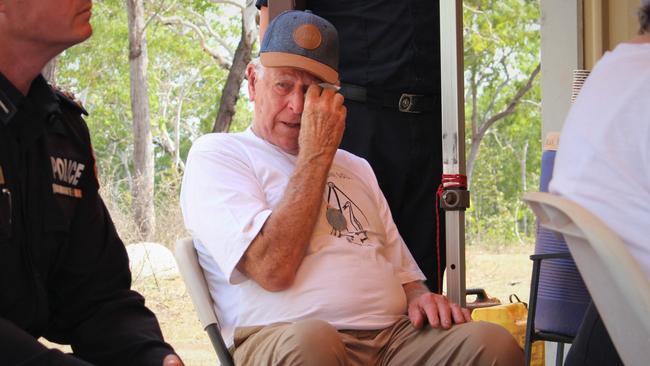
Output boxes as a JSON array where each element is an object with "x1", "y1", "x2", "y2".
[
  {"x1": 407, "y1": 292, "x2": 472, "y2": 330},
  {"x1": 163, "y1": 354, "x2": 184, "y2": 366},
  {"x1": 298, "y1": 84, "x2": 347, "y2": 158}
]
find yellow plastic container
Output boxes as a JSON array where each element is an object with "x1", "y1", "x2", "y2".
[{"x1": 472, "y1": 300, "x2": 545, "y2": 366}]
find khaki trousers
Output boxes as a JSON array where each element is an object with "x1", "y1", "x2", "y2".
[{"x1": 232, "y1": 316, "x2": 524, "y2": 366}]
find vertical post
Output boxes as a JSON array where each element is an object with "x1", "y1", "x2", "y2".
[
  {"x1": 540, "y1": 0, "x2": 582, "y2": 138},
  {"x1": 439, "y1": 0, "x2": 466, "y2": 307}
]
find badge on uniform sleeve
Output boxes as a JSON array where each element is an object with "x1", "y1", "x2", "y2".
[
  {"x1": 50, "y1": 156, "x2": 85, "y2": 199},
  {"x1": 52, "y1": 183, "x2": 83, "y2": 198}
]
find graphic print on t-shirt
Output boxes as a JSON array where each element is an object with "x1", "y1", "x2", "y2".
[{"x1": 325, "y1": 181, "x2": 369, "y2": 245}]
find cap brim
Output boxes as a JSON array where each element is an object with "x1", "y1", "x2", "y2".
[{"x1": 261, "y1": 52, "x2": 339, "y2": 85}]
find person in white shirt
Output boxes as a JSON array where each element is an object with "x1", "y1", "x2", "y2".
[
  {"x1": 181, "y1": 10, "x2": 523, "y2": 366},
  {"x1": 550, "y1": 2, "x2": 650, "y2": 365}
]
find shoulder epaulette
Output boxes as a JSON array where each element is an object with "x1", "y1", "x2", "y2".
[{"x1": 52, "y1": 85, "x2": 89, "y2": 116}]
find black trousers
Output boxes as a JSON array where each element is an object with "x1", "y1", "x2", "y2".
[
  {"x1": 565, "y1": 302, "x2": 623, "y2": 366},
  {"x1": 340, "y1": 99, "x2": 445, "y2": 292}
]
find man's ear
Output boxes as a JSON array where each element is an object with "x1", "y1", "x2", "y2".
[{"x1": 246, "y1": 63, "x2": 257, "y2": 102}]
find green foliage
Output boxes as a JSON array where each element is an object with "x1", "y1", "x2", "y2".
[
  {"x1": 54, "y1": 1, "x2": 541, "y2": 246},
  {"x1": 56, "y1": 0, "x2": 253, "y2": 212},
  {"x1": 463, "y1": 0, "x2": 541, "y2": 245}
]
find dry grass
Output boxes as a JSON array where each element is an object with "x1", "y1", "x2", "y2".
[
  {"x1": 100, "y1": 173, "x2": 189, "y2": 249},
  {"x1": 133, "y1": 277, "x2": 218, "y2": 366},
  {"x1": 466, "y1": 244, "x2": 534, "y2": 305}
]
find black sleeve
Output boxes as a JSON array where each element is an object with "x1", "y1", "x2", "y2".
[
  {"x1": 0, "y1": 317, "x2": 93, "y2": 366},
  {"x1": 43, "y1": 121, "x2": 176, "y2": 366}
]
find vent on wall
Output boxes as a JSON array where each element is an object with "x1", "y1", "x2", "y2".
[{"x1": 571, "y1": 69, "x2": 591, "y2": 104}]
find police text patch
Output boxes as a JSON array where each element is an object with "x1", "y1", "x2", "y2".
[{"x1": 51, "y1": 157, "x2": 85, "y2": 186}]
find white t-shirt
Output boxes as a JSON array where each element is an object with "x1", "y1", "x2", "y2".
[
  {"x1": 550, "y1": 42, "x2": 650, "y2": 280},
  {"x1": 180, "y1": 128, "x2": 425, "y2": 346}
]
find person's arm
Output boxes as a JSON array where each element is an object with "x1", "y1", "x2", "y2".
[
  {"x1": 259, "y1": 5, "x2": 269, "y2": 44},
  {"x1": 403, "y1": 281, "x2": 472, "y2": 330},
  {"x1": 44, "y1": 120, "x2": 180, "y2": 366},
  {"x1": 237, "y1": 86, "x2": 346, "y2": 291},
  {"x1": 0, "y1": 317, "x2": 93, "y2": 366},
  {"x1": 257, "y1": 0, "x2": 303, "y2": 44}
]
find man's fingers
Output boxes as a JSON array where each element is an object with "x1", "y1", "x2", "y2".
[
  {"x1": 434, "y1": 296, "x2": 452, "y2": 329},
  {"x1": 410, "y1": 293, "x2": 473, "y2": 330},
  {"x1": 304, "y1": 83, "x2": 322, "y2": 104},
  {"x1": 408, "y1": 303, "x2": 425, "y2": 329},
  {"x1": 318, "y1": 84, "x2": 337, "y2": 97},
  {"x1": 418, "y1": 294, "x2": 440, "y2": 328},
  {"x1": 163, "y1": 354, "x2": 184, "y2": 366},
  {"x1": 450, "y1": 302, "x2": 468, "y2": 325},
  {"x1": 462, "y1": 307, "x2": 472, "y2": 322},
  {"x1": 333, "y1": 92, "x2": 345, "y2": 108}
]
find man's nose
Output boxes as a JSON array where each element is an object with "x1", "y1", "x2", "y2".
[{"x1": 288, "y1": 91, "x2": 304, "y2": 114}]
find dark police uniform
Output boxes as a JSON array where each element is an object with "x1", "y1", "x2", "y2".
[
  {"x1": 257, "y1": 0, "x2": 445, "y2": 291},
  {"x1": 0, "y1": 73, "x2": 175, "y2": 365}
]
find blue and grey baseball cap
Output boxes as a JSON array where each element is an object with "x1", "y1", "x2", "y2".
[{"x1": 260, "y1": 10, "x2": 339, "y2": 85}]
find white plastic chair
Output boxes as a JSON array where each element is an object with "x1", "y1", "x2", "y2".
[
  {"x1": 174, "y1": 237, "x2": 235, "y2": 366},
  {"x1": 523, "y1": 192, "x2": 650, "y2": 366}
]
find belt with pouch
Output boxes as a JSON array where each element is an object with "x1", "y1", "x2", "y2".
[{"x1": 340, "y1": 83, "x2": 435, "y2": 114}]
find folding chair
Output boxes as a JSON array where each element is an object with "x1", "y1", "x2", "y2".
[
  {"x1": 174, "y1": 237, "x2": 235, "y2": 366},
  {"x1": 523, "y1": 192, "x2": 650, "y2": 366},
  {"x1": 523, "y1": 251, "x2": 574, "y2": 366}
]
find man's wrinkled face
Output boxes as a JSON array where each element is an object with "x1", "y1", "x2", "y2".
[
  {"x1": 248, "y1": 65, "x2": 320, "y2": 155},
  {"x1": 0, "y1": 0, "x2": 93, "y2": 51}
]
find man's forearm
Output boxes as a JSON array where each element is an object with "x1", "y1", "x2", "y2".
[
  {"x1": 238, "y1": 83, "x2": 345, "y2": 291},
  {"x1": 0, "y1": 317, "x2": 92, "y2": 366},
  {"x1": 238, "y1": 151, "x2": 334, "y2": 291}
]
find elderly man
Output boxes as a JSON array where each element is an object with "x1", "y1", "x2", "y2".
[
  {"x1": 257, "y1": 0, "x2": 448, "y2": 294},
  {"x1": 550, "y1": 2, "x2": 650, "y2": 365},
  {"x1": 0, "y1": 1, "x2": 182, "y2": 365},
  {"x1": 181, "y1": 10, "x2": 522, "y2": 365}
]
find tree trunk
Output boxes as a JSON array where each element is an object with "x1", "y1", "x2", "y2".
[
  {"x1": 127, "y1": 0, "x2": 155, "y2": 241},
  {"x1": 520, "y1": 139, "x2": 529, "y2": 236},
  {"x1": 42, "y1": 57, "x2": 57, "y2": 84},
  {"x1": 174, "y1": 91, "x2": 184, "y2": 169},
  {"x1": 465, "y1": 63, "x2": 540, "y2": 189},
  {"x1": 466, "y1": 135, "x2": 483, "y2": 190},
  {"x1": 212, "y1": 2, "x2": 257, "y2": 132}
]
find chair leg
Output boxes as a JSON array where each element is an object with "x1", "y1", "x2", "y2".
[
  {"x1": 524, "y1": 257, "x2": 542, "y2": 366},
  {"x1": 206, "y1": 324, "x2": 235, "y2": 366},
  {"x1": 555, "y1": 342, "x2": 565, "y2": 366}
]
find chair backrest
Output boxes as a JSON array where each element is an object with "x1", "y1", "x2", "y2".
[
  {"x1": 174, "y1": 237, "x2": 234, "y2": 366},
  {"x1": 523, "y1": 192, "x2": 650, "y2": 366},
  {"x1": 534, "y1": 146, "x2": 590, "y2": 336}
]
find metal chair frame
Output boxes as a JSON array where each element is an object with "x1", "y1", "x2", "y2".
[
  {"x1": 174, "y1": 237, "x2": 235, "y2": 366},
  {"x1": 523, "y1": 251, "x2": 574, "y2": 366}
]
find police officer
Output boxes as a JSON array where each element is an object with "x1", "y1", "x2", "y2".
[
  {"x1": 257, "y1": 0, "x2": 445, "y2": 292},
  {"x1": 0, "y1": 1, "x2": 182, "y2": 365}
]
